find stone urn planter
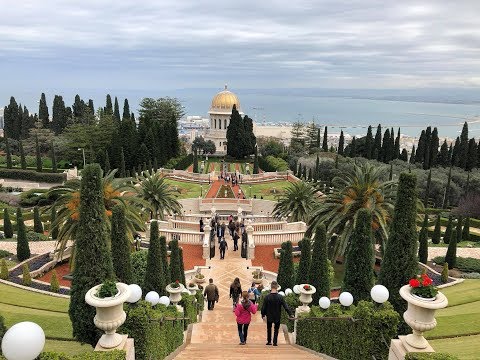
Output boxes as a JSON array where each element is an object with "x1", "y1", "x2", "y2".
[
  {"x1": 187, "y1": 283, "x2": 199, "y2": 296},
  {"x1": 166, "y1": 282, "x2": 185, "y2": 307},
  {"x1": 85, "y1": 282, "x2": 131, "y2": 349},
  {"x1": 194, "y1": 274, "x2": 206, "y2": 285},
  {"x1": 298, "y1": 284, "x2": 316, "y2": 310},
  {"x1": 252, "y1": 270, "x2": 263, "y2": 285},
  {"x1": 399, "y1": 285, "x2": 448, "y2": 349}
]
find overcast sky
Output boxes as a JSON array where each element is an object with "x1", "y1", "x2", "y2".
[{"x1": 1, "y1": 0, "x2": 480, "y2": 100}]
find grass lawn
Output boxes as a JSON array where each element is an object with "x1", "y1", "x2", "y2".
[
  {"x1": 428, "y1": 241, "x2": 480, "y2": 248},
  {"x1": 240, "y1": 180, "x2": 291, "y2": 200},
  {"x1": 430, "y1": 335, "x2": 480, "y2": 360},
  {"x1": 164, "y1": 178, "x2": 204, "y2": 199},
  {"x1": 44, "y1": 340, "x2": 92, "y2": 355}
]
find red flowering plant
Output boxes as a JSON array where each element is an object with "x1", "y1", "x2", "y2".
[
  {"x1": 303, "y1": 284, "x2": 311, "y2": 291},
  {"x1": 170, "y1": 280, "x2": 181, "y2": 289},
  {"x1": 409, "y1": 274, "x2": 438, "y2": 299}
]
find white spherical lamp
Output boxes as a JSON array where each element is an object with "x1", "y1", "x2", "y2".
[
  {"x1": 339, "y1": 292, "x2": 354, "y2": 307},
  {"x1": 182, "y1": 288, "x2": 190, "y2": 294},
  {"x1": 1, "y1": 322, "x2": 45, "y2": 360},
  {"x1": 145, "y1": 291, "x2": 160, "y2": 306},
  {"x1": 318, "y1": 297, "x2": 331, "y2": 309},
  {"x1": 158, "y1": 296, "x2": 170, "y2": 306},
  {"x1": 293, "y1": 285, "x2": 300, "y2": 294},
  {"x1": 126, "y1": 284, "x2": 142, "y2": 303},
  {"x1": 284, "y1": 288, "x2": 292, "y2": 296},
  {"x1": 278, "y1": 291, "x2": 285, "y2": 297},
  {"x1": 371, "y1": 285, "x2": 389, "y2": 304}
]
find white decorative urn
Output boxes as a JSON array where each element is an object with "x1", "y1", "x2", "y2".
[
  {"x1": 85, "y1": 282, "x2": 131, "y2": 349},
  {"x1": 166, "y1": 282, "x2": 185, "y2": 306},
  {"x1": 187, "y1": 283, "x2": 199, "y2": 295},
  {"x1": 400, "y1": 285, "x2": 448, "y2": 349},
  {"x1": 298, "y1": 284, "x2": 316, "y2": 310}
]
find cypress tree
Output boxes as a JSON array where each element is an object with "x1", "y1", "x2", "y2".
[
  {"x1": 33, "y1": 206, "x2": 43, "y2": 234},
  {"x1": 430, "y1": 127, "x2": 439, "y2": 167},
  {"x1": 374, "y1": 124, "x2": 382, "y2": 161},
  {"x1": 159, "y1": 236, "x2": 170, "y2": 283},
  {"x1": 307, "y1": 168, "x2": 312, "y2": 181},
  {"x1": 178, "y1": 248, "x2": 186, "y2": 286},
  {"x1": 409, "y1": 145, "x2": 416, "y2": 164},
  {"x1": 462, "y1": 217, "x2": 470, "y2": 241},
  {"x1": 365, "y1": 125, "x2": 373, "y2": 159},
  {"x1": 16, "y1": 208, "x2": 30, "y2": 262},
  {"x1": 120, "y1": 148, "x2": 126, "y2": 178},
  {"x1": 379, "y1": 173, "x2": 418, "y2": 320},
  {"x1": 113, "y1": 97, "x2": 121, "y2": 122},
  {"x1": 104, "y1": 150, "x2": 110, "y2": 174},
  {"x1": 338, "y1": 130, "x2": 345, "y2": 155},
  {"x1": 5, "y1": 136, "x2": 12, "y2": 169},
  {"x1": 415, "y1": 130, "x2": 426, "y2": 164},
  {"x1": 381, "y1": 129, "x2": 391, "y2": 162},
  {"x1": 335, "y1": 154, "x2": 339, "y2": 169},
  {"x1": 253, "y1": 146, "x2": 259, "y2": 174},
  {"x1": 35, "y1": 135, "x2": 42, "y2": 172},
  {"x1": 423, "y1": 126, "x2": 431, "y2": 170},
  {"x1": 447, "y1": 143, "x2": 453, "y2": 166},
  {"x1": 343, "y1": 209, "x2": 375, "y2": 302},
  {"x1": 445, "y1": 227, "x2": 458, "y2": 270},
  {"x1": 394, "y1": 128, "x2": 401, "y2": 159},
  {"x1": 322, "y1": 126, "x2": 328, "y2": 151},
  {"x1": 424, "y1": 169, "x2": 431, "y2": 207},
  {"x1": 309, "y1": 224, "x2": 330, "y2": 303},
  {"x1": 122, "y1": 99, "x2": 130, "y2": 120},
  {"x1": 169, "y1": 240, "x2": 182, "y2": 285},
  {"x1": 302, "y1": 164, "x2": 307, "y2": 179},
  {"x1": 451, "y1": 137, "x2": 460, "y2": 167},
  {"x1": 459, "y1": 122, "x2": 469, "y2": 170},
  {"x1": 153, "y1": 158, "x2": 158, "y2": 172},
  {"x1": 400, "y1": 149, "x2": 408, "y2": 161},
  {"x1": 466, "y1": 138, "x2": 477, "y2": 171},
  {"x1": 69, "y1": 164, "x2": 114, "y2": 346},
  {"x1": 455, "y1": 217, "x2": 463, "y2": 244},
  {"x1": 443, "y1": 215, "x2": 453, "y2": 244},
  {"x1": 443, "y1": 166, "x2": 452, "y2": 208},
  {"x1": 104, "y1": 94, "x2": 113, "y2": 115},
  {"x1": 296, "y1": 163, "x2": 302, "y2": 178},
  {"x1": 19, "y1": 141, "x2": 27, "y2": 169},
  {"x1": 226, "y1": 105, "x2": 244, "y2": 158},
  {"x1": 276, "y1": 241, "x2": 294, "y2": 290},
  {"x1": 295, "y1": 238, "x2": 311, "y2": 285},
  {"x1": 349, "y1": 136, "x2": 357, "y2": 157},
  {"x1": 418, "y1": 213, "x2": 429, "y2": 264},
  {"x1": 144, "y1": 220, "x2": 166, "y2": 294},
  {"x1": 38, "y1": 93, "x2": 49, "y2": 128},
  {"x1": 432, "y1": 215, "x2": 441, "y2": 244},
  {"x1": 0, "y1": 259, "x2": 8, "y2": 280},
  {"x1": 88, "y1": 99, "x2": 95, "y2": 115},
  {"x1": 50, "y1": 206, "x2": 58, "y2": 240},
  {"x1": 3, "y1": 209, "x2": 13, "y2": 238},
  {"x1": 51, "y1": 142, "x2": 57, "y2": 172},
  {"x1": 438, "y1": 139, "x2": 449, "y2": 167},
  {"x1": 314, "y1": 155, "x2": 320, "y2": 182},
  {"x1": 111, "y1": 205, "x2": 133, "y2": 284},
  {"x1": 316, "y1": 128, "x2": 320, "y2": 148}
]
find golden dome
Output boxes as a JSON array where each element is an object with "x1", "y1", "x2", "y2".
[{"x1": 209, "y1": 85, "x2": 242, "y2": 113}]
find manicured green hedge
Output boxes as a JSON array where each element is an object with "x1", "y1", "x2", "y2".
[
  {"x1": 296, "y1": 301, "x2": 400, "y2": 360},
  {"x1": 180, "y1": 293, "x2": 198, "y2": 329},
  {"x1": 195, "y1": 290, "x2": 205, "y2": 311},
  {"x1": 426, "y1": 217, "x2": 480, "y2": 242},
  {"x1": 405, "y1": 353, "x2": 459, "y2": 360},
  {"x1": 257, "y1": 292, "x2": 300, "y2": 332},
  {"x1": 164, "y1": 154, "x2": 193, "y2": 170},
  {"x1": 0, "y1": 168, "x2": 66, "y2": 183},
  {"x1": 119, "y1": 301, "x2": 184, "y2": 360},
  {"x1": 39, "y1": 350, "x2": 126, "y2": 359},
  {"x1": 0, "y1": 314, "x2": 6, "y2": 352},
  {"x1": 433, "y1": 256, "x2": 480, "y2": 273},
  {"x1": 130, "y1": 250, "x2": 148, "y2": 289},
  {"x1": 258, "y1": 156, "x2": 289, "y2": 172}
]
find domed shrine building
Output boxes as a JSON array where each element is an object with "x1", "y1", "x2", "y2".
[{"x1": 204, "y1": 85, "x2": 243, "y2": 154}]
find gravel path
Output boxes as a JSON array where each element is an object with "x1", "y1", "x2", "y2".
[
  {"x1": 428, "y1": 247, "x2": 480, "y2": 260},
  {"x1": 0, "y1": 240, "x2": 57, "y2": 255}
]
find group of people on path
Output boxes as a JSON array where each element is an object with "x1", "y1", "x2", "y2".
[
  {"x1": 204, "y1": 278, "x2": 293, "y2": 346},
  {"x1": 200, "y1": 215, "x2": 247, "y2": 259}
]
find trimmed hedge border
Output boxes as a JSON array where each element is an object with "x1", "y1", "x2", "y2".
[
  {"x1": 38, "y1": 350, "x2": 126, "y2": 360},
  {"x1": 0, "y1": 168, "x2": 66, "y2": 183},
  {"x1": 405, "y1": 353, "x2": 460, "y2": 360}
]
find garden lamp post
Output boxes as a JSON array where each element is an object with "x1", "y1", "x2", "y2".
[
  {"x1": 201, "y1": 185, "x2": 203, "y2": 197},
  {"x1": 249, "y1": 185, "x2": 252, "y2": 198}
]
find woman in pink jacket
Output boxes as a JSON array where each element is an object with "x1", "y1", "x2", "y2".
[{"x1": 234, "y1": 291, "x2": 258, "y2": 345}]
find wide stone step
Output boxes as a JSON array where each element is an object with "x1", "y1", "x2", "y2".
[
  {"x1": 189, "y1": 323, "x2": 287, "y2": 344},
  {"x1": 173, "y1": 343, "x2": 324, "y2": 359}
]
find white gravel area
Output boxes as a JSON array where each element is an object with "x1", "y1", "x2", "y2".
[
  {"x1": 0, "y1": 241, "x2": 57, "y2": 255},
  {"x1": 428, "y1": 247, "x2": 480, "y2": 260}
]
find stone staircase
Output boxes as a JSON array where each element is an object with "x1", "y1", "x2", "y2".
[{"x1": 172, "y1": 240, "x2": 325, "y2": 359}]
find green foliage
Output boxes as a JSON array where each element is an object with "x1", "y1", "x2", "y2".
[
  {"x1": 432, "y1": 215, "x2": 441, "y2": 244},
  {"x1": 3, "y1": 209, "x2": 13, "y2": 238},
  {"x1": 22, "y1": 263, "x2": 32, "y2": 286},
  {"x1": 96, "y1": 280, "x2": 118, "y2": 298},
  {"x1": 258, "y1": 155, "x2": 289, "y2": 172},
  {"x1": 296, "y1": 238, "x2": 311, "y2": 285},
  {"x1": 296, "y1": 301, "x2": 399, "y2": 360},
  {"x1": 159, "y1": 236, "x2": 170, "y2": 284},
  {"x1": 0, "y1": 313, "x2": 5, "y2": 352},
  {"x1": 405, "y1": 353, "x2": 459, "y2": 360},
  {"x1": 443, "y1": 215, "x2": 453, "y2": 244},
  {"x1": 226, "y1": 105, "x2": 256, "y2": 159},
  {"x1": 0, "y1": 250, "x2": 13, "y2": 258},
  {"x1": 379, "y1": 173, "x2": 418, "y2": 326},
  {"x1": 33, "y1": 206, "x2": 44, "y2": 233},
  {"x1": 445, "y1": 229, "x2": 458, "y2": 270},
  {"x1": 253, "y1": 146, "x2": 259, "y2": 174},
  {"x1": 111, "y1": 205, "x2": 133, "y2": 284},
  {"x1": 26, "y1": 231, "x2": 49, "y2": 242},
  {"x1": 272, "y1": 181, "x2": 317, "y2": 223},
  {"x1": 192, "y1": 148, "x2": 199, "y2": 173},
  {"x1": 169, "y1": 239, "x2": 182, "y2": 285},
  {"x1": 69, "y1": 163, "x2": 114, "y2": 346},
  {"x1": 16, "y1": 208, "x2": 30, "y2": 261},
  {"x1": 50, "y1": 206, "x2": 58, "y2": 240},
  {"x1": 195, "y1": 290, "x2": 205, "y2": 311},
  {"x1": 39, "y1": 350, "x2": 126, "y2": 360},
  {"x1": 0, "y1": 168, "x2": 66, "y2": 183},
  {"x1": 178, "y1": 247, "x2": 186, "y2": 286},
  {"x1": 119, "y1": 301, "x2": 183, "y2": 360},
  {"x1": 50, "y1": 270, "x2": 60, "y2": 292},
  {"x1": 433, "y1": 256, "x2": 480, "y2": 273},
  {"x1": 462, "y1": 217, "x2": 470, "y2": 241},
  {"x1": 276, "y1": 241, "x2": 294, "y2": 290},
  {"x1": 131, "y1": 250, "x2": 148, "y2": 289},
  {"x1": 180, "y1": 293, "x2": 198, "y2": 328},
  {"x1": 342, "y1": 209, "x2": 375, "y2": 302},
  {"x1": 144, "y1": 221, "x2": 166, "y2": 295},
  {"x1": 137, "y1": 172, "x2": 181, "y2": 220},
  {"x1": 455, "y1": 217, "x2": 463, "y2": 244},
  {"x1": 309, "y1": 224, "x2": 331, "y2": 304},
  {"x1": 418, "y1": 213, "x2": 429, "y2": 264},
  {"x1": 441, "y1": 263, "x2": 449, "y2": 284},
  {"x1": 0, "y1": 259, "x2": 9, "y2": 280}
]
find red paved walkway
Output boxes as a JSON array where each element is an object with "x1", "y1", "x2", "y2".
[{"x1": 205, "y1": 180, "x2": 222, "y2": 198}]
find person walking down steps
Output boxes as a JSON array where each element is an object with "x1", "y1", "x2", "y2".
[
  {"x1": 261, "y1": 281, "x2": 293, "y2": 346},
  {"x1": 234, "y1": 291, "x2": 258, "y2": 345},
  {"x1": 230, "y1": 277, "x2": 242, "y2": 308},
  {"x1": 219, "y1": 237, "x2": 228, "y2": 259},
  {"x1": 204, "y1": 278, "x2": 219, "y2": 310}
]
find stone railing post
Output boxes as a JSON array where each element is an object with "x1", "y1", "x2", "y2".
[
  {"x1": 202, "y1": 224, "x2": 211, "y2": 259},
  {"x1": 246, "y1": 224, "x2": 255, "y2": 260}
]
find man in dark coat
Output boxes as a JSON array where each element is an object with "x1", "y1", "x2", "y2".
[
  {"x1": 219, "y1": 237, "x2": 228, "y2": 259},
  {"x1": 204, "y1": 278, "x2": 219, "y2": 310},
  {"x1": 261, "y1": 281, "x2": 293, "y2": 346}
]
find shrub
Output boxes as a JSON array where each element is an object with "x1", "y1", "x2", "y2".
[
  {"x1": 0, "y1": 314, "x2": 6, "y2": 353},
  {"x1": 295, "y1": 238, "x2": 311, "y2": 285},
  {"x1": 276, "y1": 241, "x2": 294, "y2": 290},
  {"x1": 16, "y1": 208, "x2": 30, "y2": 261},
  {"x1": 309, "y1": 224, "x2": 330, "y2": 304},
  {"x1": 33, "y1": 206, "x2": 44, "y2": 233},
  {"x1": 460, "y1": 272, "x2": 480, "y2": 279},
  {"x1": 441, "y1": 263, "x2": 449, "y2": 284},
  {"x1": 0, "y1": 250, "x2": 13, "y2": 259},
  {"x1": 144, "y1": 221, "x2": 166, "y2": 295},
  {"x1": 26, "y1": 231, "x2": 49, "y2": 242},
  {"x1": 405, "y1": 353, "x2": 459, "y2": 360},
  {"x1": 418, "y1": 213, "x2": 429, "y2": 264},
  {"x1": 433, "y1": 256, "x2": 480, "y2": 273},
  {"x1": 180, "y1": 293, "x2": 198, "y2": 328},
  {"x1": 50, "y1": 270, "x2": 60, "y2": 292},
  {"x1": 443, "y1": 215, "x2": 453, "y2": 244},
  {"x1": 111, "y1": 205, "x2": 133, "y2": 284},
  {"x1": 39, "y1": 350, "x2": 126, "y2": 360},
  {"x1": 432, "y1": 215, "x2": 441, "y2": 244},
  {"x1": 169, "y1": 239, "x2": 182, "y2": 286},
  {"x1": 445, "y1": 227, "x2": 458, "y2": 270},
  {"x1": 159, "y1": 236, "x2": 169, "y2": 283},
  {"x1": 131, "y1": 250, "x2": 148, "y2": 289},
  {"x1": 0, "y1": 168, "x2": 66, "y2": 183},
  {"x1": 178, "y1": 247, "x2": 186, "y2": 286},
  {"x1": 258, "y1": 155, "x2": 289, "y2": 172},
  {"x1": 296, "y1": 301, "x2": 399, "y2": 360},
  {"x1": 462, "y1": 217, "x2": 470, "y2": 241},
  {"x1": 119, "y1": 301, "x2": 183, "y2": 360},
  {"x1": 0, "y1": 259, "x2": 8, "y2": 280},
  {"x1": 96, "y1": 280, "x2": 119, "y2": 298},
  {"x1": 3, "y1": 209, "x2": 13, "y2": 238},
  {"x1": 195, "y1": 290, "x2": 205, "y2": 311},
  {"x1": 22, "y1": 263, "x2": 32, "y2": 286}
]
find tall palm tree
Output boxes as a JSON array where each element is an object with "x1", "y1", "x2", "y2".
[
  {"x1": 49, "y1": 169, "x2": 146, "y2": 261},
  {"x1": 136, "y1": 171, "x2": 182, "y2": 220},
  {"x1": 272, "y1": 181, "x2": 319, "y2": 222},
  {"x1": 308, "y1": 162, "x2": 397, "y2": 260}
]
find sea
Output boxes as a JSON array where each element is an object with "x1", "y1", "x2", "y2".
[{"x1": 3, "y1": 87, "x2": 480, "y2": 139}]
